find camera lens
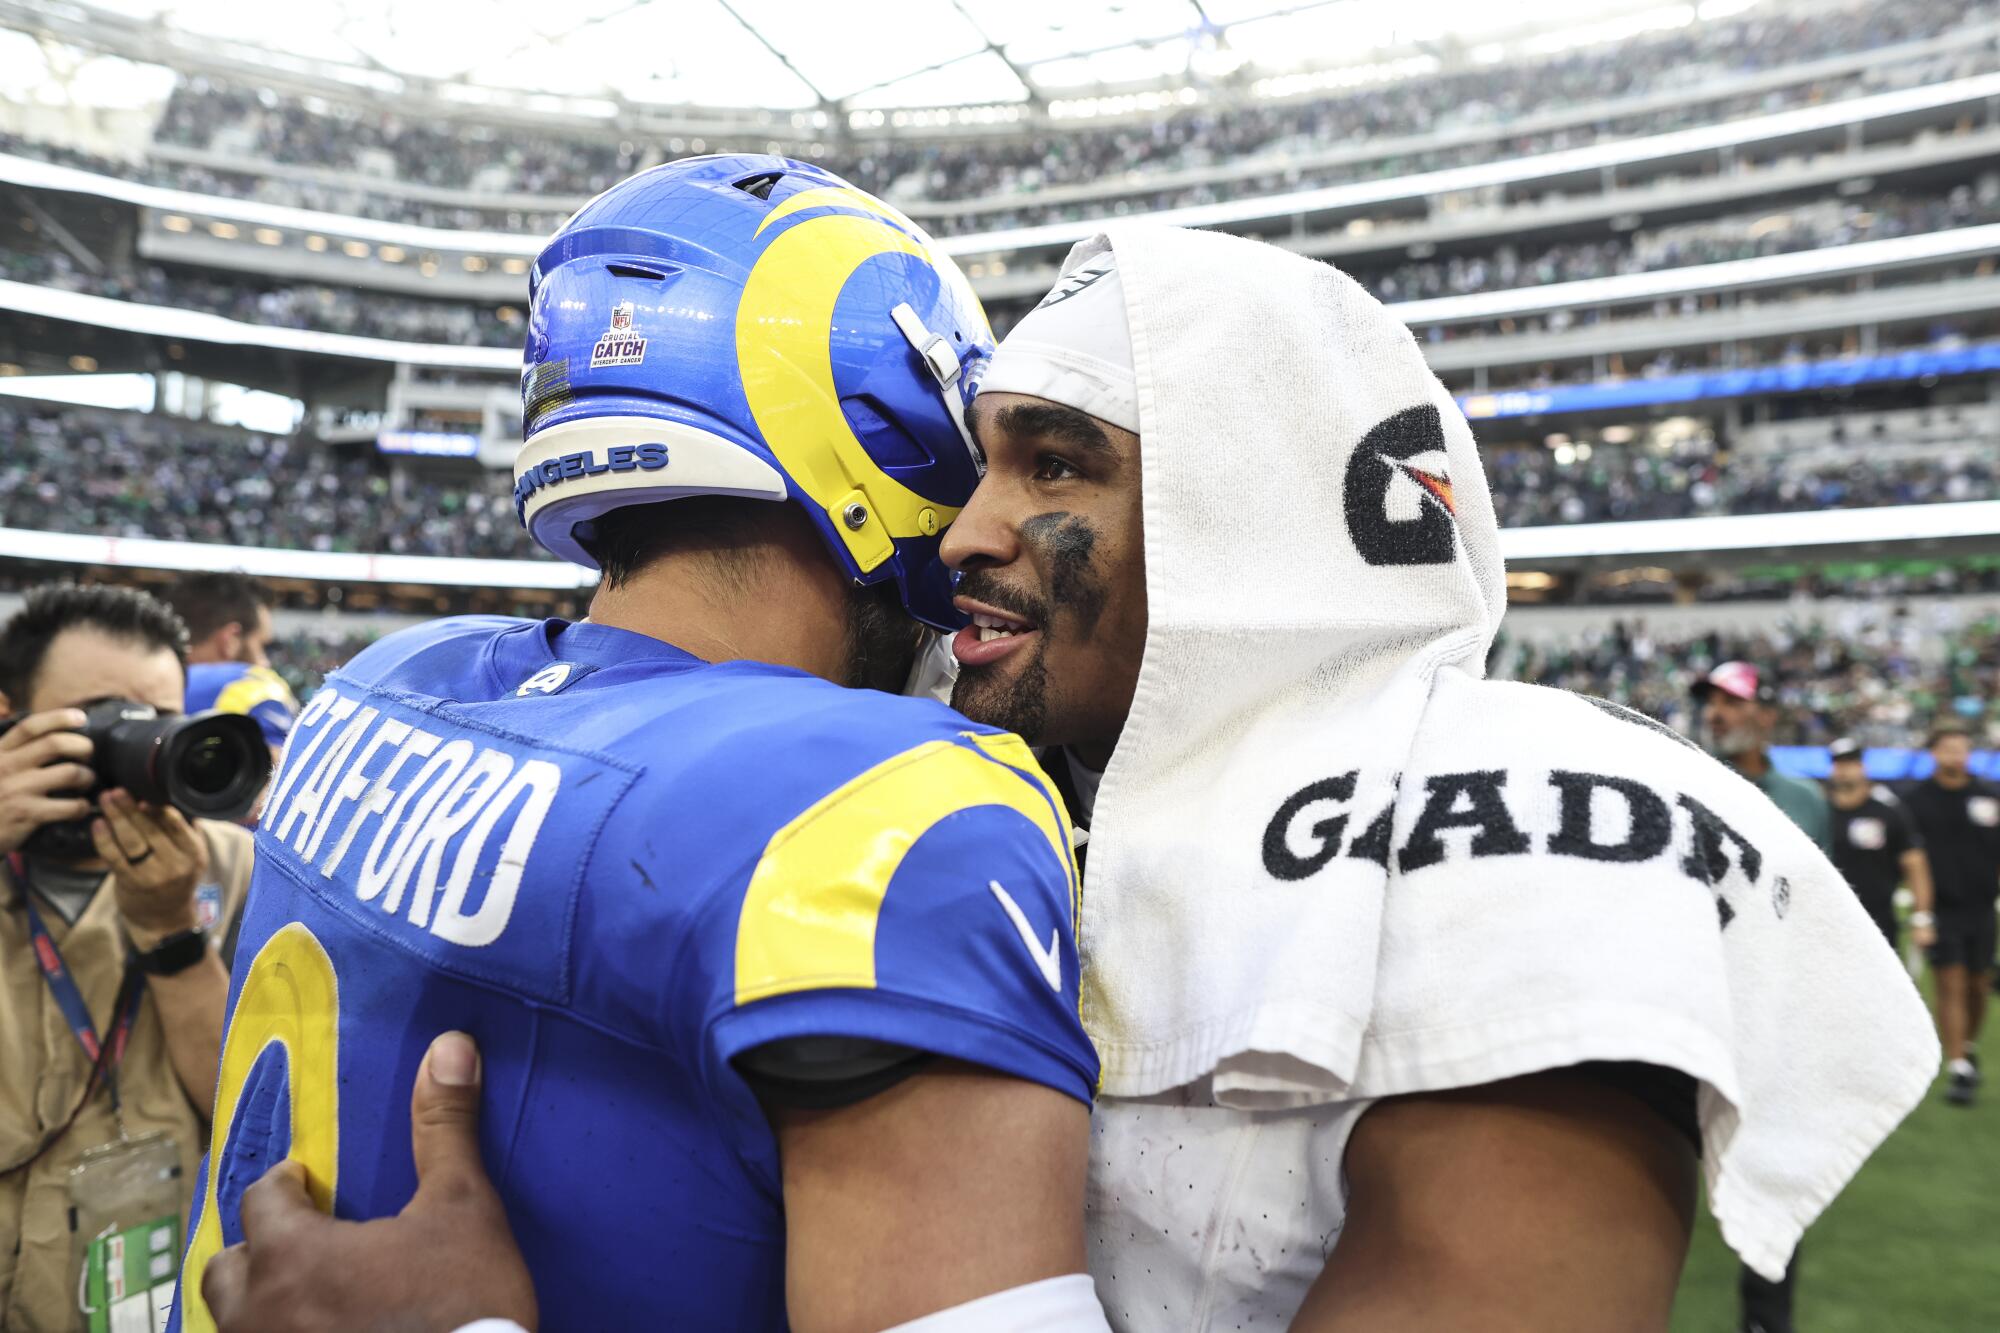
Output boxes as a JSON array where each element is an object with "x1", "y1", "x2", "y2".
[
  {"x1": 158, "y1": 714, "x2": 271, "y2": 818},
  {"x1": 180, "y1": 733, "x2": 241, "y2": 798},
  {"x1": 94, "y1": 705, "x2": 272, "y2": 821}
]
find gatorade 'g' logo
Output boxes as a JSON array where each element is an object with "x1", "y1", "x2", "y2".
[{"x1": 1344, "y1": 404, "x2": 1458, "y2": 567}]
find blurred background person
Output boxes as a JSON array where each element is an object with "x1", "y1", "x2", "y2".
[
  {"x1": 1900, "y1": 722, "x2": 2000, "y2": 1108},
  {"x1": 1695, "y1": 661, "x2": 1834, "y2": 851},
  {"x1": 0, "y1": 584, "x2": 257, "y2": 1333},
  {"x1": 1826, "y1": 736, "x2": 1935, "y2": 952},
  {"x1": 1693, "y1": 660, "x2": 1831, "y2": 1333},
  {"x1": 164, "y1": 570, "x2": 299, "y2": 760}
]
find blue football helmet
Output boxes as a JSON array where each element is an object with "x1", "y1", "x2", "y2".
[{"x1": 513, "y1": 154, "x2": 992, "y2": 630}]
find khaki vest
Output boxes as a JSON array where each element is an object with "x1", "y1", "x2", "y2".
[{"x1": 0, "y1": 821, "x2": 253, "y2": 1333}]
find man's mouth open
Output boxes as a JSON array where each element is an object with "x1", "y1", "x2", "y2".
[{"x1": 951, "y1": 597, "x2": 1040, "y2": 667}]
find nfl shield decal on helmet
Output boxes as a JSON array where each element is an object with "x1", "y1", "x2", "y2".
[
  {"x1": 1344, "y1": 403, "x2": 1458, "y2": 566},
  {"x1": 591, "y1": 302, "x2": 647, "y2": 369}
]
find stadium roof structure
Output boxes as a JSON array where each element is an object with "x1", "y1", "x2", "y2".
[{"x1": 1, "y1": 0, "x2": 1758, "y2": 125}]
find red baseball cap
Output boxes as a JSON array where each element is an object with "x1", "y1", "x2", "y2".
[{"x1": 1692, "y1": 660, "x2": 1774, "y2": 704}]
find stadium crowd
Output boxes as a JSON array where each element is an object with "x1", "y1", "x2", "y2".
[
  {"x1": 0, "y1": 0, "x2": 1984, "y2": 238},
  {"x1": 1482, "y1": 432, "x2": 2000, "y2": 526},
  {"x1": 1365, "y1": 187, "x2": 2000, "y2": 304},
  {"x1": 0, "y1": 402, "x2": 534, "y2": 559},
  {"x1": 9, "y1": 183, "x2": 1993, "y2": 361},
  {"x1": 4, "y1": 398, "x2": 1996, "y2": 560},
  {"x1": 1497, "y1": 607, "x2": 2000, "y2": 748}
]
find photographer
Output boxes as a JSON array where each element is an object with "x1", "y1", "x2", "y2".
[{"x1": 0, "y1": 584, "x2": 256, "y2": 1333}]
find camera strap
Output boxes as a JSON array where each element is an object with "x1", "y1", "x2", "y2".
[{"x1": 14, "y1": 854, "x2": 146, "y2": 1108}]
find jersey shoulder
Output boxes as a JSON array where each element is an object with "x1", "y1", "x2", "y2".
[
  {"x1": 336, "y1": 615, "x2": 531, "y2": 699},
  {"x1": 185, "y1": 660, "x2": 250, "y2": 710},
  {"x1": 593, "y1": 671, "x2": 1076, "y2": 909},
  {"x1": 576, "y1": 672, "x2": 1094, "y2": 1103}
]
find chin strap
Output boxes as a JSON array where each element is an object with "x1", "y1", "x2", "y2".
[{"x1": 891, "y1": 302, "x2": 985, "y2": 476}]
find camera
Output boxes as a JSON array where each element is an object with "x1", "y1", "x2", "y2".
[{"x1": 0, "y1": 699, "x2": 273, "y2": 858}]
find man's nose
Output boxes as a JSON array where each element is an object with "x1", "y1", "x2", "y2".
[{"x1": 940, "y1": 483, "x2": 1020, "y2": 573}]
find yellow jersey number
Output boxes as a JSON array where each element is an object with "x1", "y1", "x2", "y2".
[{"x1": 178, "y1": 922, "x2": 341, "y2": 1333}]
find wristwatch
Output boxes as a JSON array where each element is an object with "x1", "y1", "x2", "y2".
[{"x1": 132, "y1": 927, "x2": 209, "y2": 977}]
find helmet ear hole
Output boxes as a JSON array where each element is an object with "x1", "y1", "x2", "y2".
[{"x1": 843, "y1": 395, "x2": 932, "y2": 470}]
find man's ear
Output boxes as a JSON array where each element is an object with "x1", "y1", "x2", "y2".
[{"x1": 218, "y1": 621, "x2": 244, "y2": 658}]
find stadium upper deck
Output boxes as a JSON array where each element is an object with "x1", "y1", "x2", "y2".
[{"x1": 5, "y1": 0, "x2": 1990, "y2": 227}]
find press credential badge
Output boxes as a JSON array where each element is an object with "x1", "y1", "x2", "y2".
[{"x1": 69, "y1": 1132, "x2": 182, "y2": 1333}]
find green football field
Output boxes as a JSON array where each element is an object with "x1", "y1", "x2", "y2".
[{"x1": 1669, "y1": 982, "x2": 2000, "y2": 1332}]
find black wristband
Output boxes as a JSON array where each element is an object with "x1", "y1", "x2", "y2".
[{"x1": 133, "y1": 927, "x2": 208, "y2": 977}]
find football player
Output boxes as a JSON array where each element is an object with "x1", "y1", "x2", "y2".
[{"x1": 171, "y1": 158, "x2": 1110, "y2": 1333}]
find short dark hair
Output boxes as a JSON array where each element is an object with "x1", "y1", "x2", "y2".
[
  {"x1": 0, "y1": 583, "x2": 190, "y2": 705},
  {"x1": 163, "y1": 570, "x2": 273, "y2": 643},
  {"x1": 581, "y1": 496, "x2": 788, "y2": 591},
  {"x1": 1928, "y1": 721, "x2": 1974, "y2": 749}
]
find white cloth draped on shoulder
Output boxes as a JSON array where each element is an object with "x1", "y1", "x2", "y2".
[{"x1": 1065, "y1": 222, "x2": 1938, "y2": 1284}]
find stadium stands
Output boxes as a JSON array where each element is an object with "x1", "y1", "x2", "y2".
[
  {"x1": 1497, "y1": 599, "x2": 2000, "y2": 747},
  {"x1": 0, "y1": 401, "x2": 533, "y2": 559}
]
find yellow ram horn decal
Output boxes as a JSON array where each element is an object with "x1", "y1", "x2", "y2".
[{"x1": 737, "y1": 196, "x2": 962, "y2": 573}]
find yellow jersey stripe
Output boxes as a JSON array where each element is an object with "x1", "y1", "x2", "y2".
[{"x1": 733, "y1": 736, "x2": 1071, "y2": 1007}]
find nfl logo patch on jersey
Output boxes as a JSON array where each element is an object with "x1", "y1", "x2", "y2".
[{"x1": 194, "y1": 881, "x2": 223, "y2": 931}]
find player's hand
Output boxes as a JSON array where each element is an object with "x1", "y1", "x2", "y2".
[
  {"x1": 0, "y1": 708, "x2": 93, "y2": 857},
  {"x1": 94, "y1": 789, "x2": 207, "y2": 947},
  {"x1": 1913, "y1": 920, "x2": 1937, "y2": 950},
  {"x1": 200, "y1": 1031, "x2": 538, "y2": 1333}
]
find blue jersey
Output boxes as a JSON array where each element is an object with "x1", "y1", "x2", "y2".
[
  {"x1": 185, "y1": 662, "x2": 299, "y2": 749},
  {"x1": 171, "y1": 616, "x2": 1093, "y2": 1332}
]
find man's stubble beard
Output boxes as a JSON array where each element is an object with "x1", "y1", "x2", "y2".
[
  {"x1": 1708, "y1": 727, "x2": 1760, "y2": 760},
  {"x1": 951, "y1": 637, "x2": 1049, "y2": 744}
]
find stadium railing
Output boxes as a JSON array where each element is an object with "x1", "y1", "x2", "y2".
[{"x1": 0, "y1": 526, "x2": 589, "y2": 590}]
